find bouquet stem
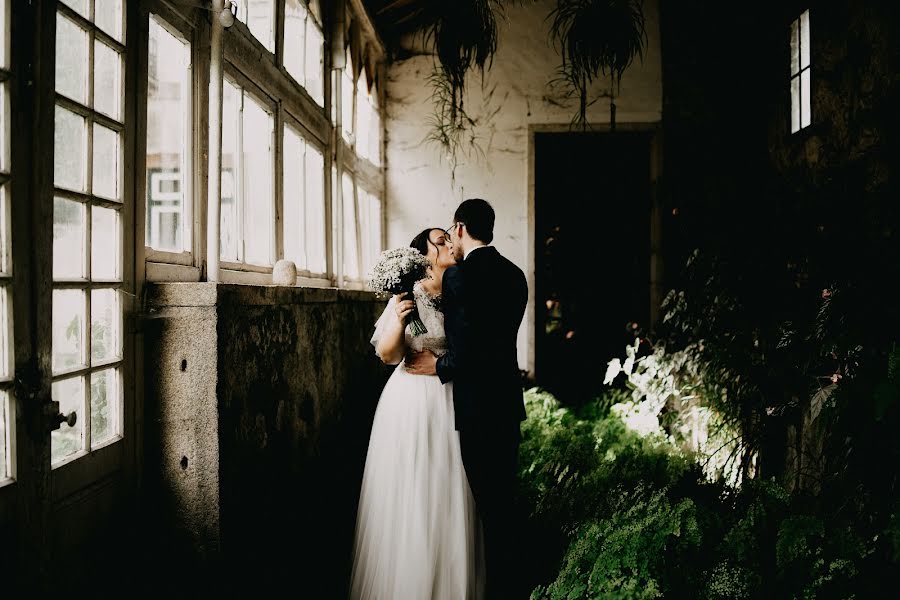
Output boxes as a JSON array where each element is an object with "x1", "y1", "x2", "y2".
[{"x1": 407, "y1": 308, "x2": 428, "y2": 336}]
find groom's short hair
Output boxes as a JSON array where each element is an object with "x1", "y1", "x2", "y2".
[{"x1": 454, "y1": 198, "x2": 494, "y2": 244}]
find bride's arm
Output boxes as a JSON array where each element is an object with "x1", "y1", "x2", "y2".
[{"x1": 375, "y1": 293, "x2": 415, "y2": 365}]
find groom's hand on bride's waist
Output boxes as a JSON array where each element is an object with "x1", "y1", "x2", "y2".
[{"x1": 404, "y1": 350, "x2": 438, "y2": 376}]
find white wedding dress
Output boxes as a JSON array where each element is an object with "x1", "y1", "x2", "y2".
[{"x1": 350, "y1": 285, "x2": 485, "y2": 600}]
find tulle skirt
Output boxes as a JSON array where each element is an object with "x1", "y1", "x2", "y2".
[{"x1": 350, "y1": 365, "x2": 485, "y2": 600}]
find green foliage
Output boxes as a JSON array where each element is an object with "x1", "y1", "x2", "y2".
[
  {"x1": 520, "y1": 388, "x2": 697, "y2": 536},
  {"x1": 533, "y1": 487, "x2": 700, "y2": 600},
  {"x1": 520, "y1": 387, "x2": 900, "y2": 598}
]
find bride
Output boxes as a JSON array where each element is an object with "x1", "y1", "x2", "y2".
[{"x1": 350, "y1": 228, "x2": 485, "y2": 600}]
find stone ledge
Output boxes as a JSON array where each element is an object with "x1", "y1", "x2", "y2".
[{"x1": 146, "y1": 282, "x2": 386, "y2": 308}]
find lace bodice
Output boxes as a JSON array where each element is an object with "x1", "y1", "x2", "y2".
[
  {"x1": 370, "y1": 282, "x2": 447, "y2": 358},
  {"x1": 407, "y1": 284, "x2": 446, "y2": 354}
]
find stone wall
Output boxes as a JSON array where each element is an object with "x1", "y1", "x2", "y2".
[{"x1": 142, "y1": 283, "x2": 389, "y2": 594}]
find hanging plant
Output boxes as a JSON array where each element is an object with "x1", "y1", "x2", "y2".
[
  {"x1": 549, "y1": 0, "x2": 648, "y2": 129},
  {"x1": 422, "y1": 0, "x2": 501, "y2": 178}
]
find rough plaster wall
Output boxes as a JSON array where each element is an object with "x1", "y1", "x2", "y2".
[
  {"x1": 385, "y1": 0, "x2": 663, "y2": 369},
  {"x1": 144, "y1": 283, "x2": 389, "y2": 593}
]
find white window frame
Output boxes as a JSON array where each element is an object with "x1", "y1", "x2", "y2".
[
  {"x1": 282, "y1": 113, "x2": 329, "y2": 281},
  {"x1": 51, "y1": 1, "x2": 128, "y2": 469},
  {"x1": 143, "y1": 12, "x2": 194, "y2": 267},
  {"x1": 790, "y1": 9, "x2": 811, "y2": 134},
  {"x1": 0, "y1": 0, "x2": 15, "y2": 487},
  {"x1": 138, "y1": 0, "x2": 385, "y2": 290},
  {"x1": 219, "y1": 69, "x2": 277, "y2": 273},
  {"x1": 139, "y1": 3, "x2": 202, "y2": 283}
]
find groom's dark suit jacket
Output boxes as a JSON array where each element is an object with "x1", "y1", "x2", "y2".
[{"x1": 436, "y1": 246, "x2": 528, "y2": 432}]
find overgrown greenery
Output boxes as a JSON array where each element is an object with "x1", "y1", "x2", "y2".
[{"x1": 518, "y1": 382, "x2": 900, "y2": 598}]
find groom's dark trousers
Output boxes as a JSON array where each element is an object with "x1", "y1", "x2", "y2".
[{"x1": 437, "y1": 247, "x2": 528, "y2": 599}]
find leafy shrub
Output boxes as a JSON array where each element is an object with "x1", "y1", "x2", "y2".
[{"x1": 532, "y1": 487, "x2": 701, "y2": 600}]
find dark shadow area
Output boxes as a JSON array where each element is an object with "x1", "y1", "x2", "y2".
[{"x1": 535, "y1": 132, "x2": 651, "y2": 406}]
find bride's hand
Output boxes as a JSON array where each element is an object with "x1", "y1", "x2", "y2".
[{"x1": 394, "y1": 292, "x2": 415, "y2": 323}]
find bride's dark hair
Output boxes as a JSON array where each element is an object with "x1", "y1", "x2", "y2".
[{"x1": 410, "y1": 228, "x2": 442, "y2": 258}]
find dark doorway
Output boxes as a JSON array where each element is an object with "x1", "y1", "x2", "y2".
[{"x1": 535, "y1": 132, "x2": 652, "y2": 405}]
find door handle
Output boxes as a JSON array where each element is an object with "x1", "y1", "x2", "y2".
[{"x1": 45, "y1": 400, "x2": 77, "y2": 432}]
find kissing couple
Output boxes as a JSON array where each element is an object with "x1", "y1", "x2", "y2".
[{"x1": 350, "y1": 198, "x2": 529, "y2": 599}]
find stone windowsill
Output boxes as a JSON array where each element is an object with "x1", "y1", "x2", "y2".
[{"x1": 145, "y1": 282, "x2": 386, "y2": 308}]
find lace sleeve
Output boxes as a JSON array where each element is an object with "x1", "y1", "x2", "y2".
[{"x1": 370, "y1": 296, "x2": 399, "y2": 359}]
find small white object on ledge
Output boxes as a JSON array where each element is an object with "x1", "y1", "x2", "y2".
[{"x1": 272, "y1": 259, "x2": 298, "y2": 286}]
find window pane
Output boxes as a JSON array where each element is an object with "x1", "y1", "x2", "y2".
[
  {"x1": 371, "y1": 192, "x2": 383, "y2": 272},
  {"x1": 52, "y1": 289, "x2": 85, "y2": 373},
  {"x1": 358, "y1": 189, "x2": 371, "y2": 275},
  {"x1": 0, "y1": 390, "x2": 8, "y2": 479},
  {"x1": 790, "y1": 17, "x2": 799, "y2": 76},
  {"x1": 283, "y1": 125, "x2": 305, "y2": 269},
  {"x1": 801, "y1": 69, "x2": 811, "y2": 128},
  {"x1": 91, "y1": 205, "x2": 119, "y2": 280},
  {"x1": 305, "y1": 22, "x2": 324, "y2": 105},
  {"x1": 1, "y1": 0, "x2": 8, "y2": 69},
  {"x1": 53, "y1": 197, "x2": 86, "y2": 279},
  {"x1": 90, "y1": 368, "x2": 118, "y2": 446},
  {"x1": 284, "y1": 0, "x2": 306, "y2": 85},
  {"x1": 93, "y1": 123, "x2": 120, "y2": 200},
  {"x1": 0, "y1": 285, "x2": 9, "y2": 380},
  {"x1": 245, "y1": 0, "x2": 274, "y2": 52},
  {"x1": 94, "y1": 41, "x2": 122, "y2": 120},
  {"x1": 1, "y1": 82, "x2": 8, "y2": 172},
  {"x1": 790, "y1": 76, "x2": 800, "y2": 133},
  {"x1": 305, "y1": 145, "x2": 326, "y2": 274},
  {"x1": 342, "y1": 173, "x2": 358, "y2": 279},
  {"x1": 51, "y1": 375, "x2": 84, "y2": 463},
  {"x1": 56, "y1": 13, "x2": 88, "y2": 103},
  {"x1": 243, "y1": 94, "x2": 273, "y2": 265},
  {"x1": 60, "y1": 0, "x2": 87, "y2": 19},
  {"x1": 800, "y1": 10, "x2": 810, "y2": 70},
  {"x1": 0, "y1": 184, "x2": 9, "y2": 275},
  {"x1": 368, "y1": 85, "x2": 381, "y2": 166},
  {"x1": 91, "y1": 288, "x2": 120, "y2": 364},
  {"x1": 147, "y1": 16, "x2": 190, "y2": 252},
  {"x1": 221, "y1": 80, "x2": 240, "y2": 261},
  {"x1": 356, "y1": 77, "x2": 370, "y2": 161},
  {"x1": 54, "y1": 105, "x2": 87, "y2": 192},
  {"x1": 95, "y1": 0, "x2": 124, "y2": 43},
  {"x1": 361, "y1": 191, "x2": 382, "y2": 276},
  {"x1": 342, "y1": 52, "x2": 353, "y2": 142}
]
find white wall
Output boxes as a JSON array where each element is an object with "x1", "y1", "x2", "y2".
[{"x1": 384, "y1": 0, "x2": 663, "y2": 371}]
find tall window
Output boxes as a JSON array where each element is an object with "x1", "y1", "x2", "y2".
[
  {"x1": 240, "y1": 0, "x2": 275, "y2": 53},
  {"x1": 284, "y1": 0, "x2": 324, "y2": 106},
  {"x1": 221, "y1": 79, "x2": 275, "y2": 266},
  {"x1": 283, "y1": 123, "x2": 326, "y2": 275},
  {"x1": 0, "y1": 0, "x2": 12, "y2": 482},
  {"x1": 52, "y1": 0, "x2": 125, "y2": 465},
  {"x1": 790, "y1": 10, "x2": 811, "y2": 133},
  {"x1": 146, "y1": 15, "x2": 191, "y2": 254}
]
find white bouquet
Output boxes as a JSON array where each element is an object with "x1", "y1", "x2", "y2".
[{"x1": 367, "y1": 247, "x2": 431, "y2": 336}]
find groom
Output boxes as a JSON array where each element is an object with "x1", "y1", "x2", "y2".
[{"x1": 406, "y1": 198, "x2": 528, "y2": 598}]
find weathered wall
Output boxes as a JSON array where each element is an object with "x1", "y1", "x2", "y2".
[
  {"x1": 659, "y1": 0, "x2": 900, "y2": 481},
  {"x1": 143, "y1": 283, "x2": 389, "y2": 594},
  {"x1": 384, "y1": 0, "x2": 663, "y2": 371}
]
